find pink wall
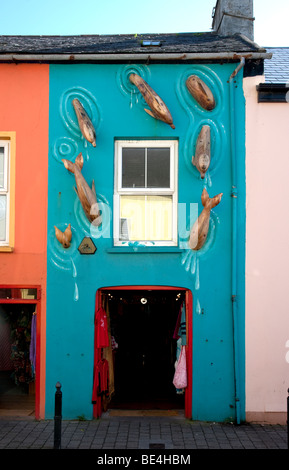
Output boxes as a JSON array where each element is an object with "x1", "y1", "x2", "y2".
[{"x1": 244, "y1": 76, "x2": 289, "y2": 424}]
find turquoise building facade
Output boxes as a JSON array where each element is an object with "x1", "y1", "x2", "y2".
[{"x1": 45, "y1": 61, "x2": 246, "y2": 423}]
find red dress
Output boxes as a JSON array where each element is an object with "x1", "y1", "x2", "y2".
[
  {"x1": 92, "y1": 358, "x2": 109, "y2": 403},
  {"x1": 95, "y1": 307, "x2": 109, "y2": 348}
]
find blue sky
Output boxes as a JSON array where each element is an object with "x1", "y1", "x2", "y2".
[{"x1": 0, "y1": 0, "x2": 288, "y2": 47}]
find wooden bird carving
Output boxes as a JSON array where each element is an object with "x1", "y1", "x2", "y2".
[
  {"x1": 54, "y1": 223, "x2": 72, "y2": 248},
  {"x1": 62, "y1": 153, "x2": 101, "y2": 225},
  {"x1": 192, "y1": 125, "x2": 211, "y2": 179},
  {"x1": 129, "y1": 73, "x2": 175, "y2": 129},
  {"x1": 72, "y1": 98, "x2": 96, "y2": 147},
  {"x1": 189, "y1": 188, "x2": 223, "y2": 251},
  {"x1": 186, "y1": 75, "x2": 215, "y2": 111}
]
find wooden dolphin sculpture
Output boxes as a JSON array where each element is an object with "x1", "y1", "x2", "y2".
[
  {"x1": 192, "y1": 125, "x2": 211, "y2": 179},
  {"x1": 189, "y1": 188, "x2": 223, "y2": 251},
  {"x1": 54, "y1": 223, "x2": 72, "y2": 248},
  {"x1": 72, "y1": 98, "x2": 96, "y2": 147},
  {"x1": 186, "y1": 75, "x2": 215, "y2": 111},
  {"x1": 62, "y1": 153, "x2": 102, "y2": 225},
  {"x1": 129, "y1": 73, "x2": 175, "y2": 129}
]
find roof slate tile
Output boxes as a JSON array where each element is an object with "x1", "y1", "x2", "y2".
[
  {"x1": 264, "y1": 47, "x2": 289, "y2": 83},
  {"x1": 0, "y1": 32, "x2": 264, "y2": 55}
]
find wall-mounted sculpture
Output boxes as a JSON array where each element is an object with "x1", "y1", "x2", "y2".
[
  {"x1": 186, "y1": 75, "x2": 215, "y2": 111},
  {"x1": 62, "y1": 153, "x2": 102, "y2": 226},
  {"x1": 54, "y1": 223, "x2": 72, "y2": 248},
  {"x1": 189, "y1": 188, "x2": 222, "y2": 251},
  {"x1": 192, "y1": 125, "x2": 211, "y2": 179},
  {"x1": 72, "y1": 98, "x2": 97, "y2": 147},
  {"x1": 129, "y1": 73, "x2": 175, "y2": 129}
]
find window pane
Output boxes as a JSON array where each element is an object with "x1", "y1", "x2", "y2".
[
  {"x1": 120, "y1": 195, "x2": 172, "y2": 241},
  {"x1": 120, "y1": 195, "x2": 145, "y2": 240},
  {"x1": 122, "y1": 148, "x2": 145, "y2": 188},
  {"x1": 0, "y1": 195, "x2": 6, "y2": 241},
  {"x1": 0, "y1": 288, "x2": 38, "y2": 300},
  {"x1": 146, "y1": 195, "x2": 172, "y2": 240},
  {"x1": 147, "y1": 148, "x2": 170, "y2": 188},
  {"x1": 0, "y1": 147, "x2": 4, "y2": 189}
]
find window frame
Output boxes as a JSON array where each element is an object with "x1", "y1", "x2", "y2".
[
  {"x1": 0, "y1": 133, "x2": 16, "y2": 251},
  {"x1": 114, "y1": 139, "x2": 178, "y2": 247}
]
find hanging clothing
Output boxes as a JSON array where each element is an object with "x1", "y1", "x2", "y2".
[
  {"x1": 29, "y1": 313, "x2": 37, "y2": 375},
  {"x1": 173, "y1": 302, "x2": 186, "y2": 345},
  {"x1": 102, "y1": 299, "x2": 115, "y2": 399},
  {"x1": 10, "y1": 307, "x2": 34, "y2": 385},
  {"x1": 111, "y1": 336, "x2": 118, "y2": 350},
  {"x1": 179, "y1": 303, "x2": 186, "y2": 346},
  {"x1": 176, "y1": 337, "x2": 182, "y2": 362},
  {"x1": 173, "y1": 345, "x2": 187, "y2": 390},
  {"x1": 92, "y1": 359, "x2": 109, "y2": 403},
  {"x1": 173, "y1": 302, "x2": 187, "y2": 394},
  {"x1": 94, "y1": 307, "x2": 109, "y2": 348},
  {"x1": 0, "y1": 311, "x2": 13, "y2": 370},
  {"x1": 173, "y1": 306, "x2": 182, "y2": 340}
]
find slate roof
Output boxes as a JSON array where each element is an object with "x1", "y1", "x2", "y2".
[
  {"x1": 264, "y1": 47, "x2": 289, "y2": 84},
  {"x1": 0, "y1": 32, "x2": 267, "y2": 59}
]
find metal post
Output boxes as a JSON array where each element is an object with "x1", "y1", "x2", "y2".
[{"x1": 54, "y1": 382, "x2": 62, "y2": 449}]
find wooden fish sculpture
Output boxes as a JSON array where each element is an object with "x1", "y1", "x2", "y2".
[
  {"x1": 72, "y1": 98, "x2": 96, "y2": 147},
  {"x1": 186, "y1": 75, "x2": 215, "y2": 111},
  {"x1": 54, "y1": 223, "x2": 72, "y2": 249},
  {"x1": 189, "y1": 188, "x2": 223, "y2": 251},
  {"x1": 129, "y1": 73, "x2": 175, "y2": 129},
  {"x1": 192, "y1": 125, "x2": 211, "y2": 179},
  {"x1": 62, "y1": 153, "x2": 102, "y2": 225}
]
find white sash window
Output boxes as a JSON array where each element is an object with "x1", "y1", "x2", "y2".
[{"x1": 114, "y1": 140, "x2": 178, "y2": 246}]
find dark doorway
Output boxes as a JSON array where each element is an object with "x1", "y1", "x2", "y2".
[
  {"x1": 102, "y1": 289, "x2": 186, "y2": 410},
  {"x1": 0, "y1": 304, "x2": 36, "y2": 417}
]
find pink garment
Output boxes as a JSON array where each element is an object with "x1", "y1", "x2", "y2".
[{"x1": 173, "y1": 346, "x2": 187, "y2": 389}]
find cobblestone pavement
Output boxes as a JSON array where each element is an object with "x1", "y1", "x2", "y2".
[{"x1": 0, "y1": 413, "x2": 287, "y2": 450}]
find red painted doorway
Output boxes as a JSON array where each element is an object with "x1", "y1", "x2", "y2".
[{"x1": 93, "y1": 286, "x2": 192, "y2": 419}]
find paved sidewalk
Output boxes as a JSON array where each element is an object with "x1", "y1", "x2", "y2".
[{"x1": 0, "y1": 413, "x2": 287, "y2": 450}]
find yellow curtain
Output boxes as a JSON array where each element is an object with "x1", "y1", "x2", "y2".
[{"x1": 120, "y1": 195, "x2": 172, "y2": 241}]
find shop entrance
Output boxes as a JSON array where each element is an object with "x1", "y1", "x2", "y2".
[
  {"x1": 0, "y1": 287, "x2": 40, "y2": 418},
  {"x1": 93, "y1": 286, "x2": 192, "y2": 418}
]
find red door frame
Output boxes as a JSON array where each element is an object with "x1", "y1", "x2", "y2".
[
  {"x1": 93, "y1": 285, "x2": 192, "y2": 419},
  {"x1": 0, "y1": 285, "x2": 41, "y2": 420}
]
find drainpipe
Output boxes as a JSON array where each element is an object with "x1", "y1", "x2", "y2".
[{"x1": 228, "y1": 57, "x2": 245, "y2": 425}]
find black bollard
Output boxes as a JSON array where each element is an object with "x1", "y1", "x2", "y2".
[{"x1": 54, "y1": 382, "x2": 62, "y2": 449}]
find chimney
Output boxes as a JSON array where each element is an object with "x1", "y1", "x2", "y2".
[{"x1": 212, "y1": 0, "x2": 254, "y2": 41}]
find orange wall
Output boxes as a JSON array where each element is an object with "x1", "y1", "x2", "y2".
[
  {"x1": 0, "y1": 64, "x2": 49, "y2": 277},
  {"x1": 0, "y1": 63, "x2": 49, "y2": 418}
]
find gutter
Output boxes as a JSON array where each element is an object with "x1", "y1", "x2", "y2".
[
  {"x1": 228, "y1": 57, "x2": 245, "y2": 425},
  {"x1": 0, "y1": 51, "x2": 272, "y2": 63}
]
